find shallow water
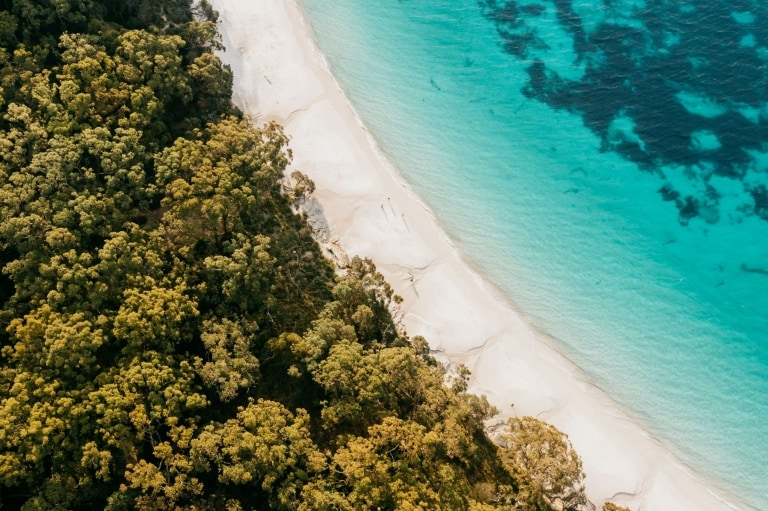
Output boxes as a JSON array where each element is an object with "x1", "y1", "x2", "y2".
[{"x1": 300, "y1": 1, "x2": 768, "y2": 508}]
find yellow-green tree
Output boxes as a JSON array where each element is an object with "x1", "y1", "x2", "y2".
[
  {"x1": 602, "y1": 502, "x2": 631, "y2": 511},
  {"x1": 500, "y1": 416, "x2": 587, "y2": 511}
]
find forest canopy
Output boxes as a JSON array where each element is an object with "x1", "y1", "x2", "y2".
[{"x1": 0, "y1": 1, "x2": 598, "y2": 510}]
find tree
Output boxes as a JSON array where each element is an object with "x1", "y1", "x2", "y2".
[
  {"x1": 155, "y1": 117, "x2": 287, "y2": 252},
  {"x1": 193, "y1": 317, "x2": 260, "y2": 403},
  {"x1": 284, "y1": 170, "x2": 315, "y2": 209},
  {"x1": 500, "y1": 417, "x2": 587, "y2": 511},
  {"x1": 303, "y1": 413, "x2": 514, "y2": 511},
  {"x1": 602, "y1": 503, "x2": 631, "y2": 511},
  {"x1": 112, "y1": 281, "x2": 199, "y2": 355},
  {"x1": 188, "y1": 399, "x2": 325, "y2": 509}
]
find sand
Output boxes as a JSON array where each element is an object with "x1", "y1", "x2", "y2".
[{"x1": 207, "y1": 1, "x2": 749, "y2": 509}]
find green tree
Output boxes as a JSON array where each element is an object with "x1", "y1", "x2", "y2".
[
  {"x1": 193, "y1": 317, "x2": 260, "y2": 403},
  {"x1": 500, "y1": 417, "x2": 587, "y2": 511},
  {"x1": 188, "y1": 399, "x2": 325, "y2": 509},
  {"x1": 155, "y1": 117, "x2": 288, "y2": 250},
  {"x1": 602, "y1": 503, "x2": 631, "y2": 511}
]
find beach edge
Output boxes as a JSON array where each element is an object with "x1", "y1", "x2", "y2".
[{"x1": 207, "y1": 1, "x2": 751, "y2": 510}]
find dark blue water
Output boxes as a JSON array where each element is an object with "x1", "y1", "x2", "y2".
[{"x1": 302, "y1": 1, "x2": 768, "y2": 508}]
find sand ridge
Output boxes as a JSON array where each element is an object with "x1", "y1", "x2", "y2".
[{"x1": 207, "y1": 1, "x2": 748, "y2": 509}]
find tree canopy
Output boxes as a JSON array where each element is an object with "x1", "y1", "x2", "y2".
[{"x1": 0, "y1": 1, "x2": 593, "y2": 510}]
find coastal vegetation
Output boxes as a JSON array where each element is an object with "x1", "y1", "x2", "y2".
[{"x1": 0, "y1": 0, "x2": 618, "y2": 509}]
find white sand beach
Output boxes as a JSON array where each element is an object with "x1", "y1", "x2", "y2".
[{"x1": 207, "y1": 1, "x2": 749, "y2": 509}]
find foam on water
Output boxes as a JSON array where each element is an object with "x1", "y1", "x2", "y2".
[{"x1": 300, "y1": 1, "x2": 768, "y2": 508}]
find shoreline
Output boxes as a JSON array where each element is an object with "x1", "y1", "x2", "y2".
[{"x1": 208, "y1": 1, "x2": 750, "y2": 509}]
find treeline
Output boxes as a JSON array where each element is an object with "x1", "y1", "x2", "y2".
[{"x1": 0, "y1": 1, "x2": 624, "y2": 510}]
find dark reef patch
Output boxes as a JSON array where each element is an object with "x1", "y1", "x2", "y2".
[
  {"x1": 659, "y1": 183, "x2": 681, "y2": 202},
  {"x1": 750, "y1": 184, "x2": 768, "y2": 220}
]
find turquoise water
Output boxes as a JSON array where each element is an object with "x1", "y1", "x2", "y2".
[{"x1": 300, "y1": 1, "x2": 768, "y2": 508}]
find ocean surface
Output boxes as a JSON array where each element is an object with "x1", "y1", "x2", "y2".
[{"x1": 299, "y1": 1, "x2": 768, "y2": 508}]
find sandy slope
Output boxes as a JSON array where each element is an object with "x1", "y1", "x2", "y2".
[{"x1": 206, "y1": 1, "x2": 748, "y2": 509}]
